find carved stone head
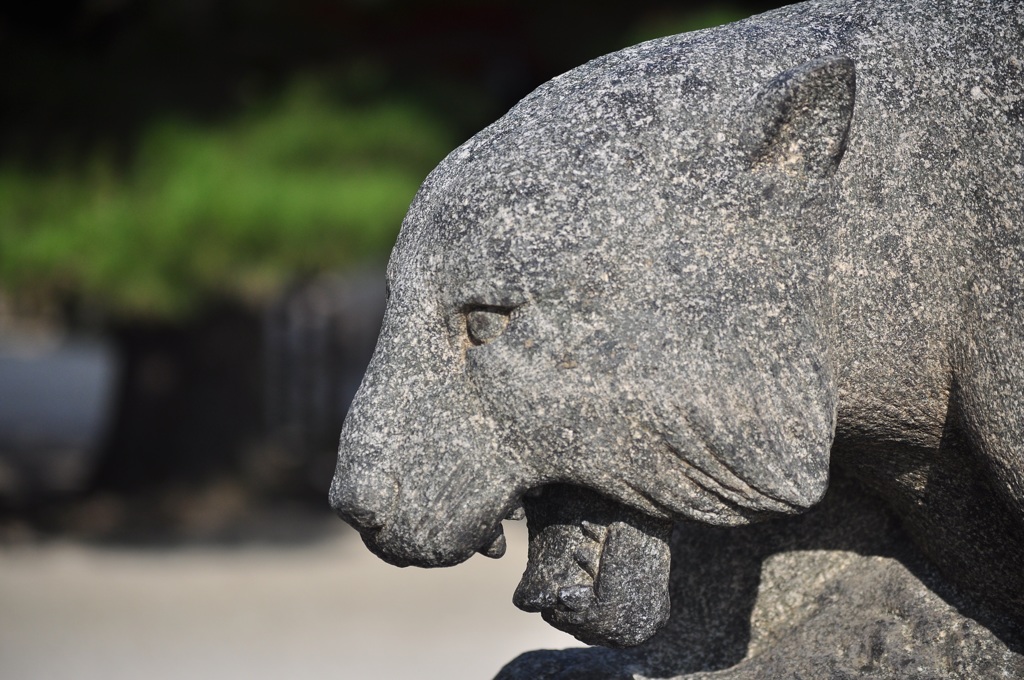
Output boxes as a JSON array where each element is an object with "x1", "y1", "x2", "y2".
[{"x1": 331, "y1": 42, "x2": 853, "y2": 645}]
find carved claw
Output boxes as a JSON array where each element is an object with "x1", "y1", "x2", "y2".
[
  {"x1": 581, "y1": 520, "x2": 608, "y2": 542},
  {"x1": 558, "y1": 584, "x2": 597, "y2": 612},
  {"x1": 514, "y1": 484, "x2": 673, "y2": 647},
  {"x1": 573, "y1": 547, "x2": 600, "y2": 579}
]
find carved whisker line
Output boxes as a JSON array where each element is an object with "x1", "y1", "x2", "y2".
[{"x1": 665, "y1": 411, "x2": 805, "y2": 513}]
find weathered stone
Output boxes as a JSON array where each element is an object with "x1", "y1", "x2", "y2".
[
  {"x1": 331, "y1": 0, "x2": 1024, "y2": 674},
  {"x1": 497, "y1": 473, "x2": 1024, "y2": 678},
  {"x1": 514, "y1": 484, "x2": 672, "y2": 648}
]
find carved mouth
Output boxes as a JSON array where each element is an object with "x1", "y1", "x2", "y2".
[
  {"x1": 353, "y1": 480, "x2": 673, "y2": 647},
  {"x1": 511, "y1": 484, "x2": 673, "y2": 648}
]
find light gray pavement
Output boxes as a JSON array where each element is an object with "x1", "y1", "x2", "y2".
[{"x1": 0, "y1": 521, "x2": 581, "y2": 680}]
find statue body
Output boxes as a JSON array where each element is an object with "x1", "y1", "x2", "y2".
[{"x1": 332, "y1": 0, "x2": 1024, "y2": 675}]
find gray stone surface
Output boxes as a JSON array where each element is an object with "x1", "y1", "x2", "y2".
[
  {"x1": 331, "y1": 0, "x2": 1024, "y2": 674},
  {"x1": 497, "y1": 473, "x2": 1024, "y2": 678}
]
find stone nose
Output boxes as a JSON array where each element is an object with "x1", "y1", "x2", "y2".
[{"x1": 329, "y1": 468, "x2": 399, "y2": 534}]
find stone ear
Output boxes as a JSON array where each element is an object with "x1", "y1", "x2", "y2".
[{"x1": 742, "y1": 55, "x2": 856, "y2": 178}]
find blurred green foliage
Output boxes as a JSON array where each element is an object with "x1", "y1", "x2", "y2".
[
  {"x1": 0, "y1": 4, "x2": 761, "y2": 323},
  {"x1": 620, "y1": 5, "x2": 749, "y2": 47},
  {"x1": 0, "y1": 82, "x2": 455, "y2": 319}
]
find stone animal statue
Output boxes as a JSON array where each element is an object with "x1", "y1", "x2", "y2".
[{"x1": 331, "y1": 0, "x2": 1024, "y2": 674}]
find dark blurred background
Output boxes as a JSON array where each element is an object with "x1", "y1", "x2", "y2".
[{"x1": 0, "y1": 0, "x2": 793, "y2": 542}]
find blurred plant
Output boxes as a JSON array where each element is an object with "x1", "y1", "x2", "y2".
[
  {"x1": 619, "y1": 4, "x2": 750, "y2": 47},
  {"x1": 0, "y1": 81, "x2": 455, "y2": 319}
]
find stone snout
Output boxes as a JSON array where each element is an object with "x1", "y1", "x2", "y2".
[
  {"x1": 330, "y1": 448, "x2": 518, "y2": 568},
  {"x1": 330, "y1": 362, "x2": 524, "y2": 569}
]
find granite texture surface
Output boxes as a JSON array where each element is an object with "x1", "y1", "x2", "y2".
[
  {"x1": 331, "y1": 0, "x2": 1024, "y2": 674},
  {"x1": 498, "y1": 473, "x2": 1024, "y2": 679}
]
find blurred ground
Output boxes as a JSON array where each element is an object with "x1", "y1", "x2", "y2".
[{"x1": 0, "y1": 518, "x2": 581, "y2": 680}]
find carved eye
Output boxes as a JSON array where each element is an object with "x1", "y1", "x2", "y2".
[{"x1": 465, "y1": 306, "x2": 511, "y2": 346}]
